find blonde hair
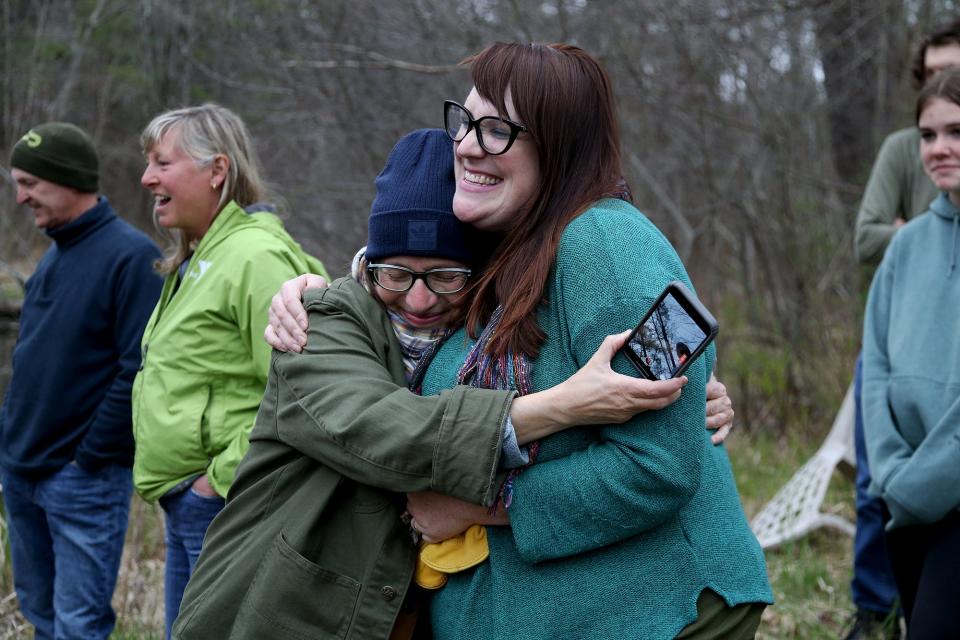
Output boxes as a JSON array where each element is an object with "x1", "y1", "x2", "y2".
[{"x1": 141, "y1": 103, "x2": 266, "y2": 275}]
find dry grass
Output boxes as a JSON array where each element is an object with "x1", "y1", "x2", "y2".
[
  {"x1": 730, "y1": 429, "x2": 857, "y2": 639},
  {"x1": 110, "y1": 499, "x2": 166, "y2": 638}
]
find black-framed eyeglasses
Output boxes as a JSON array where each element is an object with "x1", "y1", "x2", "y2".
[
  {"x1": 443, "y1": 100, "x2": 528, "y2": 155},
  {"x1": 367, "y1": 264, "x2": 472, "y2": 295}
]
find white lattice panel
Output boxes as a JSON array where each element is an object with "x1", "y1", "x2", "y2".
[{"x1": 751, "y1": 382, "x2": 857, "y2": 549}]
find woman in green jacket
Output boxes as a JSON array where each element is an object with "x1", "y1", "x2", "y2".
[
  {"x1": 174, "y1": 129, "x2": 715, "y2": 639},
  {"x1": 132, "y1": 103, "x2": 327, "y2": 638}
]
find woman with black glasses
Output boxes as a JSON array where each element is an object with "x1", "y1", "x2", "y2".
[{"x1": 414, "y1": 43, "x2": 771, "y2": 639}]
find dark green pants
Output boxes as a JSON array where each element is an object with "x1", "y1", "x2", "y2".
[{"x1": 676, "y1": 589, "x2": 766, "y2": 640}]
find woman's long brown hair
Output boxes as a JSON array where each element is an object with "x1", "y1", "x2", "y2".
[{"x1": 461, "y1": 43, "x2": 624, "y2": 359}]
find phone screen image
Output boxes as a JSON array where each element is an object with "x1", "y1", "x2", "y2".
[{"x1": 626, "y1": 290, "x2": 709, "y2": 380}]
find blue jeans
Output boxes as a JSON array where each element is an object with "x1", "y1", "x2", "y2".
[
  {"x1": 159, "y1": 486, "x2": 224, "y2": 640},
  {"x1": 852, "y1": 355, "x2": 899, "y2": 614},
  {"x1": 0, "y1": 462, "x2": 132, "y2": 640}
]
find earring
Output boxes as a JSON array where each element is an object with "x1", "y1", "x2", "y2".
[{"x1": 211, "y1": 180, "x2": 218, "y2": 190}]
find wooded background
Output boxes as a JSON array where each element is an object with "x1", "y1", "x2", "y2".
[{"x1": 1, "y1": 0, "x2": 956, "y2": 433}]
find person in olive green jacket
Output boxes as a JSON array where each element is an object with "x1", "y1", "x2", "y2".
[
  {"x1": 133, "y1": 103, "x2": 328, "y2": 639},
  {"x1": 173, "y1": 129, "x2": 704, "y2": 640}
]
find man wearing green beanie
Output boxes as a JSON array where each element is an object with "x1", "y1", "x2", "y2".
[{"x1": 1, "y1": 122, "x2": 163, "y2": 639}]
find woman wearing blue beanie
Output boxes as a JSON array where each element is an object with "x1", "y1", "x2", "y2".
[{"x1": 172, "y1": 129, "x2": 701, "y2": 639}]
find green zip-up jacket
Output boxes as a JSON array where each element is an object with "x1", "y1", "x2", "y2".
[
  {"x1": 172, "y1": 278, "x2": 512, "y2": 639},
  {"x1": 132, "y1": 201, "x2": 328, "y2": 501}
]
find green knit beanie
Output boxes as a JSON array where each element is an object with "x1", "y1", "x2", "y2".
[{"x1": 10, "y1": 122, "x2": 99, "y2": 193}]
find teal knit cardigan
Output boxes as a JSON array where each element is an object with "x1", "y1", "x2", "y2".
[{"x1": 422, "y1": 199, "x2": 772, "y2": 640}]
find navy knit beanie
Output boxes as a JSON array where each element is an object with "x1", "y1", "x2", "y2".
[
  {"x1": 10, "y1": 122, "x2": 99, "y2": 193},
  {"x1": 365, "y1": 129, "x2": 473, "y2": 264}
]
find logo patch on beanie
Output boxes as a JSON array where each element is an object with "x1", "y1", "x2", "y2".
[
  {"x1": 407, "y1": 220, "x2": 438, "y2": 251},
  {"x1": 22, "y1": 131, "x2": 42, "y2": 148}
]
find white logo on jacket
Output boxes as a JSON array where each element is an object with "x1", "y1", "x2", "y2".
[{"x1": 186, "y1": 260, "x2": 213, "y2": 282}]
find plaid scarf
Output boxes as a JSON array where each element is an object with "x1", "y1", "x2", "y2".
[{"x1": 386, "y1": 310, "x2": 452, "y2": 384}]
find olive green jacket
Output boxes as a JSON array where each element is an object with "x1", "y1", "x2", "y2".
[{"x1": 173, "y1": 278, "x2": 512, "y2": 640}]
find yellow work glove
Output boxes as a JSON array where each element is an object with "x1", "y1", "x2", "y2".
[{"x1": 413, "y1": 524, "x2": 489, "y2": 590}]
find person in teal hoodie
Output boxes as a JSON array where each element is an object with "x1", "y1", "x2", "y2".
[
  {"x1": 862, "y1": 67, "x2": 960, "y2": 637},
  {"x1": 132, "y1": 103, "x2": 328, "y2": 638}
]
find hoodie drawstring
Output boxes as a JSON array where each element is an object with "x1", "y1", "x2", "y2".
[{"x1": 951, "y1": 214, "x2": 958, "y2": 278}]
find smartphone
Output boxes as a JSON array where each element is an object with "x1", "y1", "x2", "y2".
[{"x1": 621, "y1": 281, "x2": 719, "y2": 380}]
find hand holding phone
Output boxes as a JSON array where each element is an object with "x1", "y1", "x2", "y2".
[{"x1": 621, "y1": 281, "x2": 719, "y2": 380}]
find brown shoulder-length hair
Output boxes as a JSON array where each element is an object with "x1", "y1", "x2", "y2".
[
  {"x1": 461, "y1": 42, "x2": 624, "y2": 359},
  {"x1": 916, "y1": 66, "x2": 960, "y2": 123},
  {"x1": 911, "y1": 18, "x2": 960, "y2": 89}
]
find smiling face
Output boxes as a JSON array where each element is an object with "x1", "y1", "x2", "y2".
[
  {"x1": 451, "y1": 88, "x2": 541, "y2": 234},
  {"x1": 919, "y1": 97, "x2": 960, "y2": 205},
  {"x1": 141, "y1": 126, "x2": 224, "y2": 241},
  {"x1": 372, "y1": 255, "x2": 469, "y2": 330}
]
